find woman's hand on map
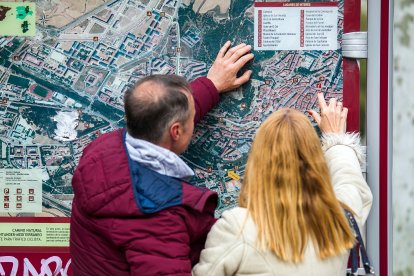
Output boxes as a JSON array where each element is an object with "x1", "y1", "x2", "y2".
[
  {"x1": 309, "y1": 92, "x2": 348, "y2": 134},
  {"x1": 207, "y1": 41, "x2": 254, "y2": 93}
]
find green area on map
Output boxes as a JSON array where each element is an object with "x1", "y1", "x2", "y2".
[{"x1": 0, "y1": 2, "x2": 35, "y2": 36}]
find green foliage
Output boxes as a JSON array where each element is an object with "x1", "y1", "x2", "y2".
[
  {"x1": 8, "y1": 75, "x2": 30, "y2": 88},
  {"x1": 20, "y1": 106, "x2": 57, "y2": 137}
]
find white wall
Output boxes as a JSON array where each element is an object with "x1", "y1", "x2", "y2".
[{"x1": 393, "y1": 0, "x2": 414, "y2": 275}]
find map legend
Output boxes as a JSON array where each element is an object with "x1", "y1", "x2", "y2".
[
  {"x1": 0, "y1": 2, "x2": 36, "y2": 36},
  {"x1": 0, "y1": 169, "x2": 42, "y2": 213},
  {"x1": 254, "y1": 2, "x2": 338, "y2": 51}
]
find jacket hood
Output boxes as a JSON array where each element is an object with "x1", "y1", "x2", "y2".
[
  {"x1": 72, "y1": 129, "x2": 140, "y2": 217},
  {"x1": 72, "y1": 129, "x2": 217, "y2": 217}
]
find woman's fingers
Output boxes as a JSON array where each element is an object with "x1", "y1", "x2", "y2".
[
  {"x1": 309, "y1": 110, "x2": 321, "y2": 125},
  {"x1": 317, "y1": 92, "x2": 327, "y2": 111},
  {"x1": 340, "y1": 107, "x2": 348, "y2": 133}
]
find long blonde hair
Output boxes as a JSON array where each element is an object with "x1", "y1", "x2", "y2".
[{"x1": 239, "y1": 108, "x2": 355, "y2": 263}]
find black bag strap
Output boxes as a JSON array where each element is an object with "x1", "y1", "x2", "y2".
[{"x1": 345, "y1": 210, "x2": 375, "y2": 275}]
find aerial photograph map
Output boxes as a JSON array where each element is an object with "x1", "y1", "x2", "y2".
[{"x1": 0, "y1": 0, "x2": 344, "y2": 217}]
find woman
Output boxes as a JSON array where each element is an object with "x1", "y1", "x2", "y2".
[{"x1": 193, "y1": 93, "x2": 373, "y2": 275}]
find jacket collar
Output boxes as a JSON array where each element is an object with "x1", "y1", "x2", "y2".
[{"x1": 125, "y1": 132, "x2": 194, "y2": 180}]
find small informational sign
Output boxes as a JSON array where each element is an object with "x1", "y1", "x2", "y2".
[
  {"x1": 0, "y1": 2, "x2": 36, "y2": 36},
  {"x1": 227, "y1": 170, "x2": 241, "y2": 181},
  {"x1": 0, "y1": 223, "x2": 69, "y2": 246},
  {"x1": 0, "y1": 169, "x2": 42, "y2": 213},
  {"x1": 254, "y1": 2, "x2": 338, "y2": 51}
]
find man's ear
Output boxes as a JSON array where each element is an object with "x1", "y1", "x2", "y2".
[{"x1": 169, "y1": 122, "x2": 182, "y2": 141}]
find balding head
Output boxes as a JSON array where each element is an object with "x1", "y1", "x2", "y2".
[{"x1": 124, "y1": 75, "x2": 192, "y2": 144}]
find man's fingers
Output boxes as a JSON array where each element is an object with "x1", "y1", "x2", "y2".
[
  {"x1": 224, "y1": 43, "x2": 246, "y2": 59},
  {"x1": 234, "y1": 53, "x2": 254, "y2": 69},
  {"x1": 317, "y1": 92, "x2": 327, "y2": 110},
  {"x1": 217, "y1": 41, "x2": 231, "y2": 58},
  {"x1": 229, "y1": 44, "x2": 252, "y2": 63},
  {"x1": 309, "y1": 110, "x2": 321, "y2": 125},
  {"x1": 234, "y1": 70, "x2": 252, "y2": 87}
]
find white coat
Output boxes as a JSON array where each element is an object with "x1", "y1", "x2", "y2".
[{"x1": 193, "y1": 133, "x2": 373, "y2": 276}]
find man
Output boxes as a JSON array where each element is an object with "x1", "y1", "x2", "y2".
[{"x1": 70, "y1": 42, "x2": 254, "y2": 275}]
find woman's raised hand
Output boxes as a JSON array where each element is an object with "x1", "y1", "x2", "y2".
[{"x1": 310, "y1": 92, "x2": 348, "y2": 134}]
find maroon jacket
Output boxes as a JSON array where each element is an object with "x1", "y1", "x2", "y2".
[{"x1": 70, "y1": 77, "x2": 220, "y2": 276}]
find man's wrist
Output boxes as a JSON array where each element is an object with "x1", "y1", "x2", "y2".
[
  {"x1": 205, "y1": 77, "x2": 220, "y2": 93},
  {"x1": 199, "y1": 77, "x2": 219, "y2": 95}
]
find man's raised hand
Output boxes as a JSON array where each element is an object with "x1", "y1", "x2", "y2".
[{"x1": 207, "y1": 41, "x2": 254, "y2": 93}]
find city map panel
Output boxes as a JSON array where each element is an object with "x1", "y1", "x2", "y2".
[{"x1": 0, "y1": 0, "x2": 344, "y2": 217}]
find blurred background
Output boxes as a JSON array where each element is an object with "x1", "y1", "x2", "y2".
[
  {"x1": 361, "y1": 0, "x2": 414, "y2": 274},
  {"x1": 392, "y1": 0, "x2": 414, "y2": 275}
]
